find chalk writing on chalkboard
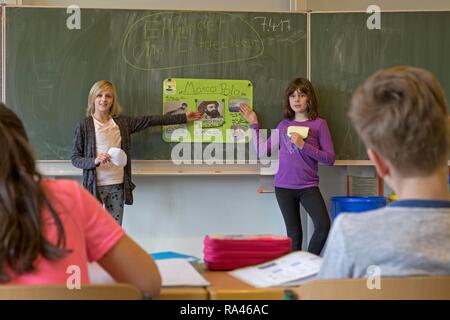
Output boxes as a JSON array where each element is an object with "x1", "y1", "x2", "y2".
[{"x1": 122, "y1": 12, "x2": 265, "y2": 71}]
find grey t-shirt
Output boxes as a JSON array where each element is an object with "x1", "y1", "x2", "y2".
[{"x1": 318, "y1": 200, "x2": 450, "y2": 279}]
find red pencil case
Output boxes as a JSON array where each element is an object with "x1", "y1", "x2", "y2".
[
  {"x1": 205, "y1": 257, "x2": 277, "y2": 271},
  {"x1": 203, "y1": 247, "x2": 291, "y2": 259},
  {"x1": 203, "y1": 234, "x2": 292, "y2": 271},
  {"x1": 204, "y1": 234, "x2": 292, "y2": 249}
]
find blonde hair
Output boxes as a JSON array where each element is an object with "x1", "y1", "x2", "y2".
[
  {"x1": 86, "y1": 80, "x2": 122, "y2": 117},
  {"x1": 349, "y1": 66, "x2": 449, "y2": 176}
]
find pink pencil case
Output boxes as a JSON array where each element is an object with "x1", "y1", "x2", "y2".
[
  {"x1": 204, "y1": 234, "x2": 292, "y2": 250},
  {"x1": 203, "y1": 234, "x2": 292, "y2": 271},
  {"x1": 204, "y1": 247, "x2": 291, "y2": 259},
  {"x1": 205, "y1": 257, "x2": 277, "y2": 271}
]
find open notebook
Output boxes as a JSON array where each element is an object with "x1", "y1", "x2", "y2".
[
  {"x1": 89, "y1": 258, "x2": 209, "y2": 287},
  {"x1": 229, "y1": 251, "x2": 322, "y2": 288}
]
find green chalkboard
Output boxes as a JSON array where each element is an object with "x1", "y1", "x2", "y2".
[
  {"x1": 6, "y1": 7, "x2": 307, "y2": 160},
  {"x1": 312, "y1": 11, "x2": 450, "y2": 160}
]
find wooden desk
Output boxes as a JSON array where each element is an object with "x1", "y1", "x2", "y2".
[
  {"x1": 156, "y1": 270, "x2": 288, "y2": 300},
  {"x1": 203, "y1": 271, "x2": 286, "y2": 300},
  {"x1": 90, "y1": 262, "x2": 287, "y2": 300},
  {"x1": 156, "y1": 287, "x2": 208, "y2": 300}
]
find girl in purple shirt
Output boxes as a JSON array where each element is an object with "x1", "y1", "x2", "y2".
[{"x1": 240, "y1": 78, "x2": 335, "y2": 254}]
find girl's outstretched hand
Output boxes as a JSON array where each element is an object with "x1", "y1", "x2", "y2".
[
  {"x1": 239, "y1": 103, "x2": 259, "y2": 125},
  {"x1": 186, "y1": 111, "x2": 202, "y2": 122},
  {"x1": 290, "y1": 132, "x2": 305, "y2": 149}
]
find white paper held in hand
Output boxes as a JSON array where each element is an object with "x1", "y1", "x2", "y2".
[
  {"x1": 287, "y1": 126, "x2": 309, "y2": 139},
  {"x1": 107, "y1": 147, "x2": 127, "y2": 167}
]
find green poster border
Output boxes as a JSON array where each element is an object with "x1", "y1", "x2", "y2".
[{"x1": 162, "y1": 78, "x2": 253, "y2": 143}]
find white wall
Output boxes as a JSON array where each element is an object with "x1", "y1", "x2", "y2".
[
  {"x1": 19, "y1": 0, "x2": 450, "y2": 11},
  {"x1": 20, "y1": 0, "x2": 294, "y2": 11}
]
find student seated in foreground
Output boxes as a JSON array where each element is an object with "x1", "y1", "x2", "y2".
[
  {"x1": 0, "y1": 103, "x2": 161, "y2": 297},
  {"x1": 319, "y1": 66, "x2": 450, "y2": 278}
]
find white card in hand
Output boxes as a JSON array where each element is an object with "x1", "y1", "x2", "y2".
[{"x1": 287, "y1": 126, "x2": 309, "y2": 139}]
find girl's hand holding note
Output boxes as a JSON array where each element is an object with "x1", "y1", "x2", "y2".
[
  {"x1": 95, "y1": 153, "x2": 111, "y2": 166},
  {"x1": 290, "y1": 132, "x2": 305, "y2": 149}
]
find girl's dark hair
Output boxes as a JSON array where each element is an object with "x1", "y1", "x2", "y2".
[
  {"x1": 0, "y1": 103, "x2": 68, "y2": 282},
  {"x1": 283, "y1": 78, "x2": 319, "y2": 120}
]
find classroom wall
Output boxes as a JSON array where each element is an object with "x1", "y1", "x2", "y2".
[
  {"x1": 19, "y1": 0, "x2": 293, "y2": 10},
  {"x1": 14, "y1": 0, "x2": 444, "y2": 258},
  {"x1": 17, "y1": 0, "x2": 450, "y2": 11}
]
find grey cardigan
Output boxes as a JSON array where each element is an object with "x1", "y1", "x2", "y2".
[{"x1": 71, "y1": 113, "x2": 186, "y2": 205}]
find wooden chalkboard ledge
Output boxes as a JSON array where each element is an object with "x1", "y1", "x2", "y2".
[
  {"x1": 35, "y1": 160, "x2": 390, "y2": 176},
  {"x1": 36, "y1": 160, "x2": 263, "y2": 176}
]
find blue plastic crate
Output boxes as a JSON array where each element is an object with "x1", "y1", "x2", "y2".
[{"x1": 331, "y1": 196, "x2": 387, "y2": 220}]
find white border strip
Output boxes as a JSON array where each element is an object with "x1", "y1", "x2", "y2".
[
  {"x1": 1, "y1": 4, "x2": 5, "y2": 101},
  {"x1": 307, "y1": 10, "x2": 311, "y2": 81},
  {"x1": 4, "y1": 4, "x2": 309, "y2": 13},
  {"x1": 35, "y1": 160, "x2": 381, "y2": 176},
  {"x1": 10, "y1": 4, "x2": 449, "y2": 13},
  {"x1": 310, "y1": 9, "x2": 450, "y2": 13},
  {"x1": 289, "y1": 0, "x2": 298, "y2": 11}
]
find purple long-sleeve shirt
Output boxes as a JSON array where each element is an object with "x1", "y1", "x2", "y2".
[{"x1": 251, "y1": 118, "x2": 335, "y2": 189}]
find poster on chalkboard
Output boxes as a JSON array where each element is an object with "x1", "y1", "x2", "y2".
[{"x1": 162, "y1": 78, "x2": 253, "y2": 143}]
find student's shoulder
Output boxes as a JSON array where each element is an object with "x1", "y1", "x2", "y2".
[
  {"x1": 41, "y1": 179, "x2": 88, "y2": 210},
  {"x1": 81, "y1": 116, "x2": 92, "y2": 123},
  {"x1": 313, "y1": 117, "x2": 329, "y2": 126},
  {"x1": 76, "y1": 116, "x2": 93, "y2": 128},
  {"x1": 276, "y1": 119, "x2": 291, "y2": 128},
  {"x1": 316, "y1": 116, "x2": 326, "y2": 122},
  {"x1": 278, "y1": 119, "x2": 291, "y2": 125},
  {"x1": 333, "y1": 206, "x2": 392, "y2": 235},
  {"x1": 42, "y1": 179, "x2": 82, "y2": 193},
  {"x1": 113, "y1": 115, "x2": 133, "y2": 124}
]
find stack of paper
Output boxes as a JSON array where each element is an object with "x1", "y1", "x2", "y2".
[
  {"x1": 229, "y1": 251, "x2": 322, "y2": 288},
  {"x1": 155, "y1": 258, "x2": 210, "y2": 287}
]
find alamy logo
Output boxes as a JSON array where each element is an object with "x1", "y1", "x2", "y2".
[
  {"x1": 66, "y1": 5, "x2": 81, "y2": 30},
  {"x1": 66, "y1": 265, "x2": 81, "y2": 289},
  {"x1": 366, "y1": 265, "x2": 381, "y2": 290},
  {"x1": 170, "y1": 125, "x2": 280, "y2": 175},
  {"x1": 366, "y1": 5, "x2": 381, "y2": 30}
]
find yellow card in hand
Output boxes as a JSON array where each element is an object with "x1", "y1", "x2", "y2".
[{"x1": 287, "y1": 126, "x2": 309, "y2": 139}]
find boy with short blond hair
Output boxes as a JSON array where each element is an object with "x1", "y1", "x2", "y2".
[{"x1": 319, "y1": 66, "x2": 450, "y2": 278}]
